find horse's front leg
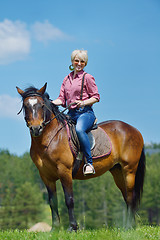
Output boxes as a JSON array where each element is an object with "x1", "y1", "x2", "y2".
[
  {"x1": 46, "y1": 183, "x2": 60, "y2": 230},
  {"x1": 60, "y1": 171, "x2": 78, "y2": 231},
  {"x1": 40, "y1": 176, "x2": 60, "y2": 231}
]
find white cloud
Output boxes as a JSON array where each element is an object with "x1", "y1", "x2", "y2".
[
  {"x1": 31, "y1": 20, "x2": 71, "y2": 43},
  {"x1": 0, "y1": 19, "x2": 72, "y2": 64},
  {"x1": 0, "y1": 95, "x2": 23, "y2": 120},
  {"x1": 0, "y1": 19, "x2": 31, "y2": 65}
]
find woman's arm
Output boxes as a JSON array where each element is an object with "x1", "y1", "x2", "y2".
[
  {"x1": 75, "y1": 97, "x2": 98, "y2": 108},
  {"x1": 83, "y1": 97, "x2": 98, "y2": 106}
]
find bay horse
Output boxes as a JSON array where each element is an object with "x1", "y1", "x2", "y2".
[{"x1": 16, "y1": 83, "x2": 145, "y2": 230}]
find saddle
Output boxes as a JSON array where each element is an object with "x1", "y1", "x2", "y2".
[{"x1": 65, "y1": 120, "x2": 112, "y2": 177}]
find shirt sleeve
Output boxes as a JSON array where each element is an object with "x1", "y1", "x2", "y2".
[
  {"x1": 57, "y1": 77, "x2": 67, "y2": 107},
  {"x1": 85, "y1": 74, "x2": 100, "y2": 101}
]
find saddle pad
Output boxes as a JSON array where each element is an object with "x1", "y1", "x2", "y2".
[
  {"x1": 65, "y1": 123, "x2": 112, "y2": 159},
  {"x1": 91, "y1": 127, "x2": 112, "y2": 159}
]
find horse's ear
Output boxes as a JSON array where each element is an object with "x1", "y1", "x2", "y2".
[
  {"x1": 16, "y1": 86, "x2": 24, "y2": 96},
  {"x1": 37, "y1": 82, "x2": 47, "y2": 95}
]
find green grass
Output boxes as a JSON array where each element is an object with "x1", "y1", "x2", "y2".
[{"x1": 0, "y1": 226, "x2": 159, "y2": 240}]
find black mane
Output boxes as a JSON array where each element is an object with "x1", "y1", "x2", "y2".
[{"x1": 22, "y1": 86, "x2": 68, "y2": 125}]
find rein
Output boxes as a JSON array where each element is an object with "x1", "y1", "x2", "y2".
[{"x1": 43, "y1": 102, "x2": 77, "y2": 126}]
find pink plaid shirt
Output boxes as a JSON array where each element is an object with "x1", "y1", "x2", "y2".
[{"x1": 58, "y1": 70, "x2": 100, "y2": 109}]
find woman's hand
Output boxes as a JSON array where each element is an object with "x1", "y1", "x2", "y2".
[
  {"x1": 52, "y1": 99, "x2": 63, "y2": 106},
  {"x1": 75, "y1": 97, "x2": 98, "y2": 108},
  {"x1": 74, "y1": 100, "x2": 85, "y2": 108}
]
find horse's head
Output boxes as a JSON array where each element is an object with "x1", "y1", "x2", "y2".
[{"x1": 16, "y1": 83, "x2": 49, "y2": 137}]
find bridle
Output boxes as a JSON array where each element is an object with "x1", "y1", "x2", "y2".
[
  {"x1": 18, "y1": 93, "x2": 76, "y2": 128},
  {"x1": 17, "y1": 92, "x2": 43, "y2": 115}
]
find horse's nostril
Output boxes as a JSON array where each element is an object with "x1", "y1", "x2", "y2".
[
  {"x1": 39, "y1": 125, "x2": 43, "y2": 132},
  {"x1": 29, "y1": 125, "x2": 43, "y2": 137}
]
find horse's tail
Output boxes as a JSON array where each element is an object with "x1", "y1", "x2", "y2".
[{"x1": 131, "y1": 146, "x2": 146, "y2": 211}]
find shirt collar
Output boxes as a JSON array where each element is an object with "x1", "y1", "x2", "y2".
[
  {"x1": 75, "y1": 70, "x2": 85, "y2": 78},
  {"x1": 77, "y1": 70, "x2": 85, "y2": 77},
  {"x1": 70, "y1": 70, "x2": 85, "y2": 78}
]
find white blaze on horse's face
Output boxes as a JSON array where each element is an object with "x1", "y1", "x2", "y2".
[
  {"x1": 26, "y1": 97, "x2": 44, "y2": 136},
  {"x1": 28, "y1": 98, "x2": 38, "y2": 107},
  {"x1": 28, "y1": 98, "x2": 38, "y2": 118}
]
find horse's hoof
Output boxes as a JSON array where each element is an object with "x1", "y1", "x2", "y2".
[{"x1": 67, "y1": 225, "x2": 78, "y2": 232}]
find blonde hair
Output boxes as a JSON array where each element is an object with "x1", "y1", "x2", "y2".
[{"x1": 71, "y1": 49, "x2": 88, "y2": 66}]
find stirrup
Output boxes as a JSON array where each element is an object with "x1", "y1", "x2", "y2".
[{"x1": 83, "y1": 163, "x2": 95, "y2": 176}]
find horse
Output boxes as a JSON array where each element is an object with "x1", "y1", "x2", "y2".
[{"x1": 16, "y1": 83, "x2": 145, "y2": 231}]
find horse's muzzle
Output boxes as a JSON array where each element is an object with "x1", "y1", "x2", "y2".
[{"x1": 29, "y1": 125, "x2": 43, "y2": 137}]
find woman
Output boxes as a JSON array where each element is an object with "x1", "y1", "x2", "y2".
[{"x1": 52, "y1": 49, "x2": 100, "y2": 175}]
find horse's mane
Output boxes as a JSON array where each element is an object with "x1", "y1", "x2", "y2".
[{"x1": 22, "y1": 86, "x2": 68, "y2": 125}]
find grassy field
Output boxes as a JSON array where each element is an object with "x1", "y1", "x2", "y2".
[{"x1": 0, "y1": 226, "x2": 159, "y2": 240}]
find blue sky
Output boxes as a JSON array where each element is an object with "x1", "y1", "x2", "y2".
[{"x1": 0, "y1": 0, "x2": 160, "y2": 155}]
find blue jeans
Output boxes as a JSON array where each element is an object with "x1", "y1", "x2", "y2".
[{"x1": 68, "y1": 106, "x2": 96, "y2": 164}]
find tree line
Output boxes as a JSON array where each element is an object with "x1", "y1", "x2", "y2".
[{"x1": 0, "y1": 146, "x2": 159, "y2": 230}]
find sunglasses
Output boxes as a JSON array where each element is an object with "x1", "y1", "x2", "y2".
[{"x1": 74, "y1": 59, "x2": 86, "y2": 65}]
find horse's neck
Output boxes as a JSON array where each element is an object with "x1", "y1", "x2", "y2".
[{"x1": 31, "y1": 119, "x2": 62, "y2": 149}]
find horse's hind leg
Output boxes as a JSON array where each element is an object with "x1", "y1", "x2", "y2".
[
  {"x1": 110, "y1": 164, "x2": 127, "y2": 203},
  {"x1": 110, "y1": 163, "x2": 135, "y2": 227},
  {"x1": 121, "y1": 160, "x2": 141, "y2": 228}
]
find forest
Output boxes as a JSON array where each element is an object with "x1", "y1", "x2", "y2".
[{"x1": 0, "y1": 145, "x2": 160, "y2": 230}]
